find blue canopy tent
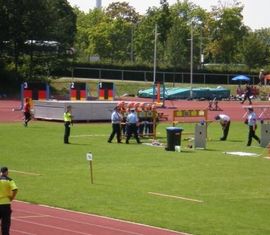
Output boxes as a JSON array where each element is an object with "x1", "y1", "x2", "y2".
[{"x1": 232, "y1": 75, "x2": 250, "y2": 82}]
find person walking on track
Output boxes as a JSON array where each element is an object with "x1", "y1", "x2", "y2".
[
  {"x1": 23, "y1": 97, "x2": 31, "y2": 127},
  {"x1": 0, "y1": 166, "x2": 18, "y2": 235},
  {"x1": 241, "y1": 84, "x2": 252, "y2": 105}
]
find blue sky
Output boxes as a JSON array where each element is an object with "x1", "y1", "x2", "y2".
[{"x1": 67, "y1": 0, "x2": 270, "y2": 30}]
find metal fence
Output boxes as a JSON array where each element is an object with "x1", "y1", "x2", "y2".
[{"x1": 73, "y1": 67, "x2": 259, "y2": 85}]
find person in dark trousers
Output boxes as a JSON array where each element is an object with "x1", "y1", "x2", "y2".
[
  {"x1": 125, "y1": 108, "x2": 142, "y2": 144},
  {"x1": 108, "y1": 106, "x2": 122, "y2": 143},
  {"x1": 63, "y1": 105, "x2": 73, "y2": 144},
  {"x1": 246, "y1": 107, "x2": 260, "y2": 146},
  {"x1": 0, "y1": 167, "x2": 18, "y2": 235},
  {"x1": 215, "y1": 114, "x2": 231, "y2": 141},
  {"x1": 23, "y1": 97, "x2": 31, "y2": 127},
  {"x1": 241, "y1": 84, "x2": 252, "y2": 105}
]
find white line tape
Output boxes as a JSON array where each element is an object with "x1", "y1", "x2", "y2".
[
  {"x1": 10, "y1": 170, "x2": 41, "y2": 176},
  {"x1": 148, "y1": 192, "x2": 203, "y2": 203}
]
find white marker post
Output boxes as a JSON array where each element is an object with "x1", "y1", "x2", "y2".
[{"x1": 86, "y1": 152, "x2": 93, "y2": 184}]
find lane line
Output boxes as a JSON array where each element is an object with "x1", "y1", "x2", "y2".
[
  {"x1": 148, "y1": 192, "x2": 203, "y2": 203},
  {"x1": 11, "y1": 229, "x2": 36, "y2": 235},
  {"x1": 14, "y1": 215, "x2": 50, "y2": 219},
  {"x1": 15, "y1": 201, "x2": 188, "y2": 235},
  {"x1": 13, "y1": 218, "x2": 94, "y2": 235},
  {"x1": 14, "y1": 210, "x2": 145, "y2": 235}
]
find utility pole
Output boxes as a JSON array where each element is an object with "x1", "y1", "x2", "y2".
[
  {"x1": 189, "y1": 23, "x2": 193, "y2": 99},
  {"x1": 153, "y1": 24, "x2": 158, "y2": 102}
]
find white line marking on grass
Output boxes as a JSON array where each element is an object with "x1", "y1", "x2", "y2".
[
  {"x1": 148, "y1": 192, "x2": 203, "y2": 203},
  {"x1": 10, "y1": 170, "x2": 41, "y2": 176},
  {"x1": 71, "y1": 134, "x2": 106, "y2": 137}
]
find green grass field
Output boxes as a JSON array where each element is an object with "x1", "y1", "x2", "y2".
[{"x1": 1, "y1": 121, "x2": 270, "y2": 235}]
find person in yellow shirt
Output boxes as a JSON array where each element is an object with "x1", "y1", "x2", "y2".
[
  {"x1": 0, "y1": 167, "x2": 18, "y2": 235},
  {"x1": 64, "y1": 105, "x2": 73, "y2": 144}
]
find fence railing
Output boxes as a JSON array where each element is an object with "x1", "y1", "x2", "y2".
[{"x1": 73, "y1": 67, "x2": 259, "y2": 85}]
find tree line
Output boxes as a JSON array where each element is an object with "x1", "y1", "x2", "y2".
[{"x1": 0, "y1": 0, "x2": 270, "y2": 89}]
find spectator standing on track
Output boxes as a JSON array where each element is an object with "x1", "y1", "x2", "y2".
[
  {"x1": 63, "y1": 105, "x2": 73, "y2": 144},
  {"x1": 0, "y1": 166, "x2": 18, "y2": 235},
  {"x1": 215, "y1": 114, "x2": 231, "y2": 141},
  {"x1": 245, "y1": 107, "x2": 260, "y2": 146},
  {"x1": 23, "y1": 97, "x2": 31, "y2": 127},
  {"x1": 241, "y1": 84, "x2": 252, "y2": 105},
  {"x1": 108, "y1": 106, "x2": 122, "y2": 143},
  {"x1": 125, "y1": 108, "x2": 142, "y2": 144}
]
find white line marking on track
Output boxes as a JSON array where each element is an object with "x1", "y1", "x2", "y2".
[
  {"x1": 15, "y1": 201, "x2": 189, "y2": 235},
  {"x1": 148, "y1": 192, "x2": 203, "y2": 203},
  {"x1": 14, "y1": 210, "x2": 143, "y2": 235},
  {"x1": 11, "y1": 229, "x2": 36, "y2": 235},
  {"x1": 13, "y1": 215, "x2": 50, "y2": 219},
  {"x1": 13, "y1": 218, "x2": 95, "y2": 235}
]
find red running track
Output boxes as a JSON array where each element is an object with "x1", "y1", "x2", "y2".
[
  {"x1": 0, "y1": 99, "x2": 264, "y2": 123},
  {"x1": 12, "y1": 201, "x2": 188, "y2": 235}
]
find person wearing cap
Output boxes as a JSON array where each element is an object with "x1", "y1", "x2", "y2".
[
  {"x1": 246, "y1": 107, "x2": 260, "y2": 146},
  {"x1": 63, "y1": 105, "x2": 73, "y2": 144},
  {"x1": 215, "y1": 114, "x2": 231, "y2": 141},
  {"x1": 0, "y1": 167, "x2": 18, "y2": 235},
  {"x1": 125, "y1": 108, "x2": 142, "y2": 144},
  {"x1": 108, "y1": 106, "x2": 123, "y2": 143}
]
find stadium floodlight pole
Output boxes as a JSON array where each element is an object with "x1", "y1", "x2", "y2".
[
  {"x1": 188, "y1": 22, "x2": 194, "y2": 99},
  {"x1": 153, "y1": 24, "x2": 158, "y2": 102},
  {"x1": 131, "y1": 26, "x2": 134, "y2": 63}
]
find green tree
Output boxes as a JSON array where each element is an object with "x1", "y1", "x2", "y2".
[
  {"x1": 0, "y1": 0, "x2": 76, "y2": 79},
  {"x1": 75, "y1": 8, "x2": 107, "y2": 61},
  {"x1": 47, "y1": 0, "x2": 77, "y2": 47},
  {"x1": 242, "y1": 30, "x2": 270, "y2": 68},
  {"x1": 105, "y1": 1, "x2": 139, "y2": 23},
  {"x1": 206, "y1": 1, "x2": 248, "y2": 63},
  {"x1": 133, "y1": 14, "x2": 157, "y2": 64},
  {"x1": 22, "y1": 0, "x2": 51, "y2": 79},
  {"x1": 165, "y1": 1, "x2": 208, "y2": 69},
  {"x1": 156, "y1": 0, "x2": 172, "y2": 47}
]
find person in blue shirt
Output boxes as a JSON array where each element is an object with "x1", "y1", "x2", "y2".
[
  {"x1": 246, "y1": 107, "x2": 260, "y2": 146},
  {"x1": 108, "y1": 106, "x2": 123, "y2": 143},
  {"x1": 125, "y1": 108, "x2": 142, "y2": 144}
]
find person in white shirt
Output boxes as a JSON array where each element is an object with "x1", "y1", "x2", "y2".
[
  {"x1": 108, "y1": 106, "x2": 123, "y2": 143},
  {"x1": 125, "y1": 108, "x2": 142, "y2": 144},
  {"x1": 246, "y1": 107, "x2": 260, "y2": 146},
  {"x1": 215, "y1": 114, "x2": 231, "y2": 141}
]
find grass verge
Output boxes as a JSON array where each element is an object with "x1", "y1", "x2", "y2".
[{"x1": 1, "y1": 121, "x2": 270, "y2": 235}]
